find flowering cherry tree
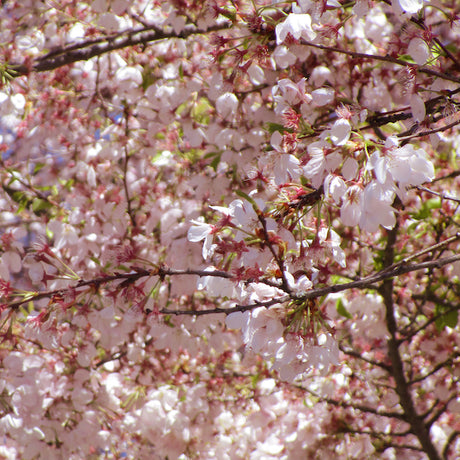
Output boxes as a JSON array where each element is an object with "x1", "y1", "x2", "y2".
[{"x1": 0, "y1": 0, "x2": 460, "y2": 458}]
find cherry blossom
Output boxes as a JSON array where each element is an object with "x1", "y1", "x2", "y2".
[
  {"x1": 397, "y1": 0, "x2": 425, "y2": 14},
  {"x1": 275, "y1": 13, "x2": 316, "y2": 45},
  {"x1": 187, "y1": 218, "x2": 216, "y2": 260},
  {"x1": 0, "y1": 0, "x2": 459, "y2": 458},
  {"x1": 408, "y1": 37, "x2": 430, "y2": 65}
]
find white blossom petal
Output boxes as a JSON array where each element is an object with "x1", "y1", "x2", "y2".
[
  {"x1": 216, "y1": 92, "x2": 238, "y2": 119},
  {"x1": 311, "y1": 87, "x2": 334, "y2": 106},
  {"x1": 398, "y1": 0, "x2": 424, "y2": 14},
  {"x1": 330, "y1": 119, "x2": 351, "y2": 146},
  {"x1": 408, "y1": 37, "x2": 430, "y2": 65},
  {"x1": 275, "y1": 14, "x2": 316, "y2": 45},
  {"x1": 410, "y1": 94, "x2": 426, "y2": 123}
]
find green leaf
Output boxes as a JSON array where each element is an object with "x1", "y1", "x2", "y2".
[
  {"x1": 31, "y1": 198, "x2": 52, "y2": 215},
  {"x1": 411, "y1": 197, "x2": 441, "y2": 220},
  {"x1": 235, "y1": 190, "x2": 258, "y2": 210},
  {"x1": 191, "y1": 97, "x2": 212, "y2": 124},
  {"x1": 209, "y1": 153, "x2": 222, "y2": 171},
  {"x1": 32, "y1": 162, "x2": 46, "y2": 175},
  {"x1": 266, "y1": 122, "x2": 286, "y2": 134},
  {"x1": 336, "y1": 297, "x2": 352, "y2": 319},
  {"x1": 46, "y1": 225, "x2": 54, "y2": 240},
  {"x1": 3, "y1": 186, "x2": 31, "y2": 213},
  {"x1": 435, "y1": 308, "x2": 458, "y2": 331}
]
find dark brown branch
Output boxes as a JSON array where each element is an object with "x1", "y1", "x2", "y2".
[
  {"x1": 406, "y1": 293, "x2": 460, "y2": 341},
  {"x1": 5, "y1": 252, "x2": 460, "y2": 314},
  {"x1": 340, "y1": 429, "x2": 423, "y2": 450},
  {"x1": 379, "y1": 225, "x2": 442, "y2": 460},
  {"x1": 410, "y1": 13, "x2": 460, "y2": 70},
  {"x1": 443, "y1": 431, "x2": 460, "y2": 459},
  {"x1": 425, "y1": 394, "x2": 458, "y2": 428},
  {"x1": 364, "y1": 87, "x2": 460, "y2": 131},
  {"x1": 299, "y1": 253, "x2": 460, "y2": 301},
  {"x1": 398, "y1": 117, "x2": 460, "y2": 141},
  {"x1": 420, "y1": 399, "x2": 440, "y2": 421},
  {"x1": 159, "y1": 296, "x2": 289, "y2": 316},
  {"x1": 95, "y1": 350, "x2": 127, "y2": 368},
  {"x1": 256, "y1": 210, "x2": 291, "y2": 294},
  {"x1": 122, "y1": 106, "x2": 136, "y2": 229},
  {"x1": 432, "y1": 170, "x2": 460, "y2": 183},
  {"x1": 382, "y1": 232, "x2": 460, "y2": 275},
  {"x1": 10, "y1": 23, "x2": 231, "y2": 76}
]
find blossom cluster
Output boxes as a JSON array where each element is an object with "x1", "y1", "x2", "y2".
[{"x1": 0, "y1": 0, "x2": 459, "y2": 458}]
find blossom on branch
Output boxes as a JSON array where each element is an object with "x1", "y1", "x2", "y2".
[
  {"x1": 0, "y1": 0, "x2": 459, "y2": 458},
  {"x1": 275, "y1": 13, "x2": 316, "y2": 45}
]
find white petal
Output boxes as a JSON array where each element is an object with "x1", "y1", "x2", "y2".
[
  {"x1": 341, "y1": 201, "x2": 361, "y2": 226},
  {"x1": 311, "y1": 87, "x2": 334, "y2": 106},
  {"x1": 115, "y1": 66, "x2": 143, "y2": 85},
  {"x1": 410, "y1": 94, "x2": 426, "y2": 122},
  {"x1": 270, "y1": 131, "x2": 283, "y2": 152},
  {"x1": 330, "y1": 119, "x2": 351, "y2": 146},
  {"x1": 215, "y1": 92, "x2": 238, "y2": 119},
  {"x1": 225, "y1": 311, "x2": 245, "y2": 330},
  {"x1": 408, "y1": 37, "x2": 430, "y2": 65},
  {"x1": 342, "y1": 157, "x2": 358, "y2": 180},
  {"x1": 276, "y1": 14, "x2": 316, "y2": 45},
  {"x1": 187, "y1": 222, "x2": 210, "y2": 242},
  {"x1": 11, "y1": 94, "x2": 26, "y2": 111},
  {"x1": 272, "y1": 46, "x2": 297, "y2": 69},
  {"x1": 202, "y1": 234, "x2": 214, "y2": 260},
  {"x1": 248, "y1": 63, "x2": 265, "y2": 85},
  {"x1": 398, "y1": 0, "x2": 424, "y2": 14}
]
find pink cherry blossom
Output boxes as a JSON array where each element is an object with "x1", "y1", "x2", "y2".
[
  {"x1": 187, "y1": 219, "x2": 216, "y2": 260},
  {"x1": 0, "y1": 1, "x2": 458, "y2": 458},
  {"x1": 276, "y1": 14, "x2": 316, "y2": 45}
]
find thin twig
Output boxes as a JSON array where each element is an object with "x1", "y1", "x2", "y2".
[
  {"x1": 301, "y1": 40, "x2": 460, "y2": 84},
  {"x1": 415, "y1": 186, "x2": 460, "y2": 204}
]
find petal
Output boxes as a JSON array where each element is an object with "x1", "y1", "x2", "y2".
[
  {"x1": 408, "y1": 37, "x2": 430, "y2": 65},
  {"x1": 187, "y1": 222, "x2": 210, "y2": 242},
  {"x1": 311, "y1": 87, "x2": 334, "y2": 106},
  {"x1": 275, "y1": 14, "x2": 316, "y2": 45},
  {"x1": 225, "y1": 311, "x2": 246, "y2": 330},
  {"x1": 330, "y1": 119, "x2": 351, "y2": 146},
  {"x1": 342, "y1": 157, "x2": 358, "y2": 180},
  {"x1": 410, "y1": 94, "x2": 426, "y2": 123},
  {"x1": 398, "y1": 0, "x2": 424, "y2": 14},
  {"x1": 215, "y1": 92, "x2": 238, "y2": 119}
]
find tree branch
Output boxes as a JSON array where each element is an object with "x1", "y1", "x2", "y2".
[
  {"x1": 339, "y1": 344, "x2": 392, "y2": 371},
  {"x1": 159, "y1": 296, "x2": 289, "y2": 316},
  {"x1": 10, "y1": 23, "x2": 231, "y2": 76},
  {"x1": 409, "y1": 354, "x2": 460, "y2": 385},
  {"x1": 299, "y1": 253, "x2": 460, "y2": 301},
  {"x1": 301, "y1": 40, "x2": 460, "y2": 84},
  {"x1": 415, "y1": 186, "x2": 460, "y2": 204},
  {"x1": 425, "y1": 394, "x2": 458, "y2": 429},
  {"x1": 443, "y1": 431, "x2": 460, "y2": 459},
  {"x1": 300, "y1": 387, "x2": 406, "y2": 421},
  {"x1": 379, "y1": 225, "x2": 442, "y2": 460},
  {"x1": 4, "y1": 253, "x2": 460, "y2": 315}
]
